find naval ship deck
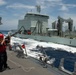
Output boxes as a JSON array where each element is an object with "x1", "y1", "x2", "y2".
[{"x1": 0, "y1": 49, "x2": 69, "y2": 75}]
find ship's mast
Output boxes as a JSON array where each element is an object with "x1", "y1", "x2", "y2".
[{"x1": 35, "y1": 5, "x2": 43, "y2": 35}]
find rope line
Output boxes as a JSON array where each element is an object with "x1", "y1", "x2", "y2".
[{"x1": 8, "y1": 58, "x2": 35, "y2": 72}]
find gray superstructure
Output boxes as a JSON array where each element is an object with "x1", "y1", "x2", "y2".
[{"x1": 18, "y1": 12, "x2": 49, "y2": 35}]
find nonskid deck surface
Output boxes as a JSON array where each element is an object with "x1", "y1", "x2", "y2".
[{"x1": 0, "y1": 49, "x2": 69, "y2": 75}]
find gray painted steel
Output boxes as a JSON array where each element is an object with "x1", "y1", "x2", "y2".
[{"x1": 16, "y1": 34, "x2": 76, "y2": 47}]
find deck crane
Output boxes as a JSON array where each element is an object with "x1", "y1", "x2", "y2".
[{"x1": 57, "y1": 16, "x2": 73, "y2": 36}]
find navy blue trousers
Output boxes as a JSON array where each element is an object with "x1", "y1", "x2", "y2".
[{"x1": 0, "y1": 51, "x2": 7, "y2": 70}]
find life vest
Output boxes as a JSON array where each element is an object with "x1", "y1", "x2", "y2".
[{"x1": 0, "y1": 42, "x2": 6, "y2": 53}]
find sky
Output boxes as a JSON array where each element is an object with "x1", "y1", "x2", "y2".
[{"x1": 0, "y1": 0, "x2": 76, "y2": 30}]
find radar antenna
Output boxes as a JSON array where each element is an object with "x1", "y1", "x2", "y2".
[{"x1": 36, "y1": 5, "x2": 41, "y2": 13}]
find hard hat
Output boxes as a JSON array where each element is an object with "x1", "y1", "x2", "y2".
[{"x1": 0, "y1": 34, "x2": 4, "y2": 39}]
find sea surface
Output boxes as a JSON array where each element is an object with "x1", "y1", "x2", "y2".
[
  {"x1": 0, "y1": 30, "x2": 10, "y2": 35},
  {"x1": 1, "y1": 30, "x2": 76, "y2": 72}
]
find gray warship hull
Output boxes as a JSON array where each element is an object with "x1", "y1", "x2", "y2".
[{"x1": 16, "y1": 34, "x2": 76, "y2": 47}]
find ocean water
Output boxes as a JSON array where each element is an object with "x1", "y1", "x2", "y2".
[
  {"x1": 1, "y1": 30, "x2": 76, "y2": 72},
  {"x1": 0, "y1": 30, "x2": 9, "y2": 36}
]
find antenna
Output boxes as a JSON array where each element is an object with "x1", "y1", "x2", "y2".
[
  {"x1": 36, "y1": 5, "x2": 41, "y2": 13},
  {"x1": 0, "y1": 17, "x2": 2, "y2": 25}
]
